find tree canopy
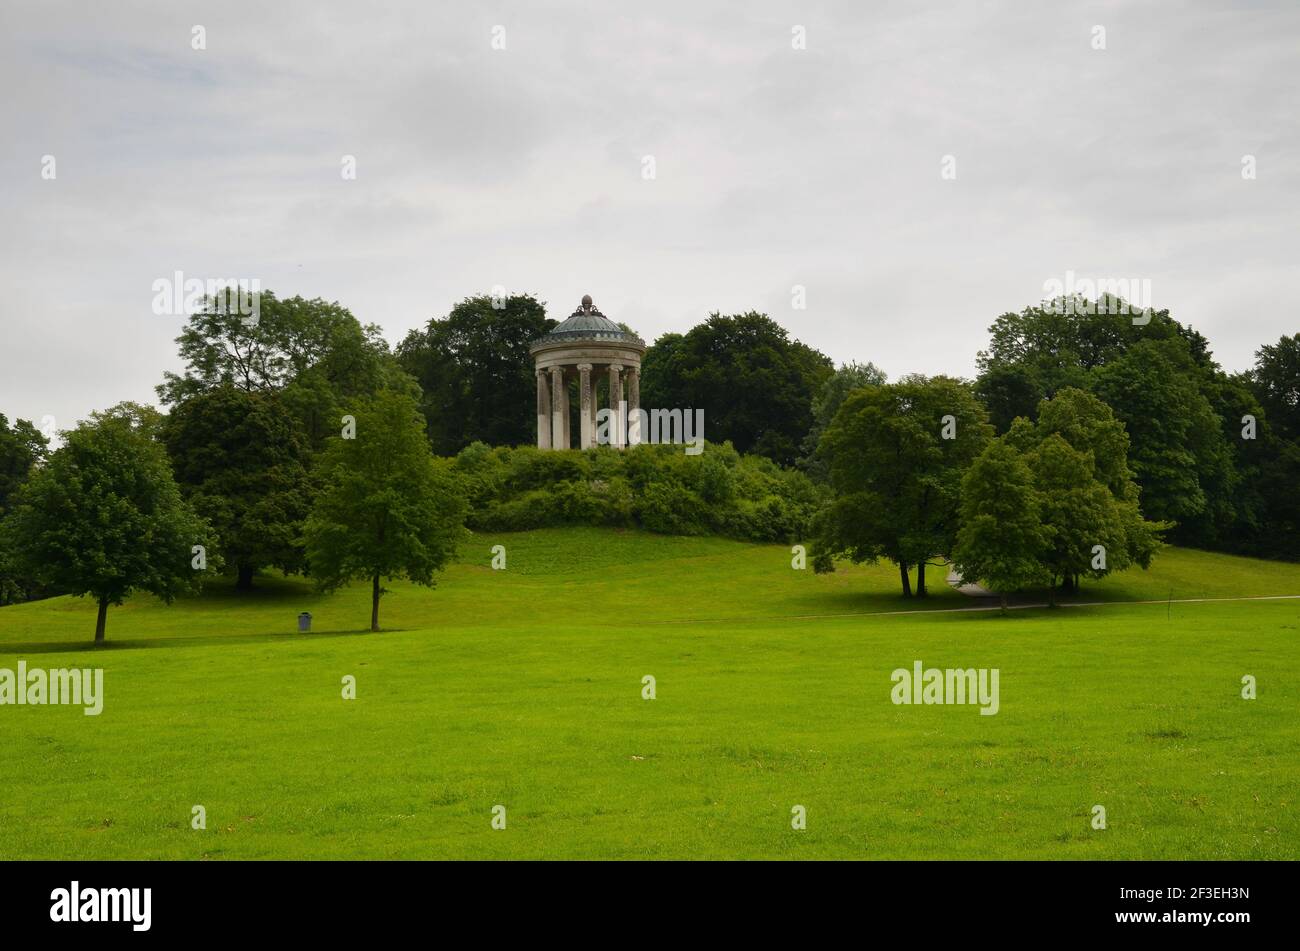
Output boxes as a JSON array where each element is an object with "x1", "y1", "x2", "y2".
[
  {"x1": 640, "y1": 312, "x2": 833, "y2": 466},
  {"x1": 0, "y1": 414, "x2": 50, "y2": 606},
  {"x1": 1, "y1": 415, "x2": 213, "y2": 640},
  {"x1": 396, "y1": 294, "x2": 554, "y2": 455},
  {"x1": 157, "y1": 290, "x2": 405, "y2": 449},
  {"x1": 162, "y1": 386, "x2": 312, "y2": 589}
]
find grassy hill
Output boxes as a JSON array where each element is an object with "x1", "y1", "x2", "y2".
[{"x1": 1, "y1": 527, "x2": 1297, "y2": 859}]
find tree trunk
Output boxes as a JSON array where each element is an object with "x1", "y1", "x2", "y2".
[
  {"x1": 999, "y1": 593, "x2": 1008, "y2": 615},
  {"x1": 1048, "y1": 576, "x2": 1058, "y2": 608},
  {"x1": 899, "y1": 561, "x2": 912, "y2": 598},
  {"x1": 916, "y1": 561, "x2": 927, "y2": 598},
  {"x1": 236, "y1": 563, "x2": 255, "y2": 591},
  {"x1": 95, "y1": 596, "x2": 109, "y2": 643},
  {"x1": 370, "y1": 573, "x2": 381, "y2": 632}
]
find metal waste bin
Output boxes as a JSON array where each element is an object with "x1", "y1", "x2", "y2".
[{"x1": 298, "y1": 612, "x2": 312, "y2": 633}]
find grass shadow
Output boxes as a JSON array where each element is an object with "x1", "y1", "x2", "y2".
[{"x1": 0, "y1": 627, "x2": 399, "y2": 656}]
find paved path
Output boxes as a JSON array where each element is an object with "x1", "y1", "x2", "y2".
[
  {"x1": 945, "y1": 565, "x2": 995, "y2": 597},
  {"x1": 640, "y1": 594, "x2": 1300, "y2": 625}
]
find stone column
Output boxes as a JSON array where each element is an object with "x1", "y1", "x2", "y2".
[
  {"x1": 561, "y1": 371, "x2": 571, "y2": 449},
  {"x1": 578, "y1": 364, "x2": 593, "y2": 450},
  {"x1": 608, "y1": 363, "x2": 624, "y2": 449},
  {"x1": 627, "y1": 367, "x2": 641, "y2": 446},
  {"x1": 550, "y1": 367, "x2": 565, "y2": 449},
  {"x1": 536, "y1": 369, "x2": 551, "y2": 449}
]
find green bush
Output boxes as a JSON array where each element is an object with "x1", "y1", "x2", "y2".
[{"x1": 452, "y1": 441, "x2": 824, "y2": 542}]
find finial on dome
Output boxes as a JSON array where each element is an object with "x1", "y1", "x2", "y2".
[{"x1": 581, "y1": 294, "x2": 593, "y2": 311}]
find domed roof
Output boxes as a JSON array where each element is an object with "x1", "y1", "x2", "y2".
[{"x1": 534, "y1": 295, "x2": 640, "y2": 344}]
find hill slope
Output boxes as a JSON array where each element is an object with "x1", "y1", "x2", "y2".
[{"x1": 2, "y1": 528, "x2": 1297, "y2": 859}]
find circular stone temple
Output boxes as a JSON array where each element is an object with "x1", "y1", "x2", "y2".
[{"x1": 529, "y1": 295, "x2": 645, "y2": 450}]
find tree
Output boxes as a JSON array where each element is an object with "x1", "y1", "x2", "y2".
[
  {"x1": 951, "y1": 439, "x2": 1049, "y2": 611},
  {"x1": 0, "y1": 414, "x2": 50, "y2": 605},
  {"x1": 1, "y1": 415, "x2": 213, "y2": 641},
  {"x1": 1015, "y1": 387, "x2": 1136, "y2": 498},
  {"x1": 975, "y1": 296, "x2": 1204, "y2": 406},
  {"x1": 1025, "y1": 435, "x2": 1129, "y2": 605},
  {"x1": 0, "y1": 414, "x2": 49, "y2": 514},
  {"x1": 639, "y1": 312, "x2": 834, "y2": 466},
  {"x1": 1250, "y1": 334, "x2": 1300, "y2": 440},
  {"x1": 1201, "y1": 371, "x2": 1268, "y2": 551},
  {"x1": 975, "y1": 298, "x2": 1239, "y2": 547},
  {"x1": 163, "y1": 387, "x2": 311, "y2": 589},
  {"x1": 304, "y1": 390, "x2": 467, "y2": 632},
  {"x1": 1089, "y1": 339, "x2": 1235, "y2": 535},
  {"x1": 395, "y1": 293, "x2": 554, "y2": 454},
  {"x1": 157, "y1": 290, "x2": 405, "y2": 449},
  {"x1": 1006, "y1": 388, "x2": 1164, "y2": 598},
  {"x1": 975, "y1": 363, "x2": 1041, "y2": 434},
  {"x1": 799, "y1": 361, "x2": 887, "y2": 478},
  {"x1": 1247, "y1": 335, "x2": 1300, "y2": 560},
  {"x1": 812, "y1": 376, "x2": 993, "y2": 596}
]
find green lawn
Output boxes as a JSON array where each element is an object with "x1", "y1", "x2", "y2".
[{"x1": 1, "y1": 527, "x2": 1297, "y2": 859}]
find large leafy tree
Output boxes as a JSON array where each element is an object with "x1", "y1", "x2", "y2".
[
  {"x1": 812, "y1": 376, "x2": 993, "y2": 596},
  {"x1": 1025, "y1": 435, "x2": 1132, "y2": 604},
  {"x1": 157, "y1": 290, "x2": 403, "y2": 448},
  {"x1": 1201, "y1": 371, "x2": 1269, "y2": 550},
  {"x1": 1252, "y1": 334, "x2": 1300, "y2": 440},
  {"x1": 799, "y1": 361, "x2": 887, "y2": 478},
  {"x1": 975, "y1": 296, "x2": 1210, "y2": 417},
  {"x1": 640, "y1": 312, "x2": 834, "y2": 466},
  {"x1": 1089, "y1": 339, "x2": 1235, "y2": 535},
  {"x1": 1006, "y1": 388, "x2": 1164, "y2": 596},
  {"x1": 1, "y1": 415, "x2": 213, "y2": 641},
  {"x1": 1247, "y1": 335, "x2": 1300, "y2": 559},
  {"x1": 395, "y1": 293, "x2": 554, "y2": 454},
  {"x1": 950, "y1": 439, "x2": 1049, "y2": 612},
  {"x1": 975, "y1": 298, "x2": 1240, "y2": 546},
  {"x1": 158, "y1": 291, "x2": 389, "y2": 400},
  {"x1": 0, "y1": 414, "x2": 50, "y2": 605},
  {"x1": 1013, "y1": 387, "x2": 1136, "y2": 498},
  {"x1": 163, "y1": 387, "x2": 312, "y2": 590},
  {"x1": 0, "y1": 414, "x2": 48, "y2": 514},
  {"x1": 304, "y1": 390, "x2": 467, "y2": 632}
]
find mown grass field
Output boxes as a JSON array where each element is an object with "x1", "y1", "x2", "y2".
[{"x1": 1, "y1": 527, "x2": 1297, "y2": 859}]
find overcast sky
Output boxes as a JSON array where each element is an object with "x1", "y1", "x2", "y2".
[{"x1": 1, "y1": 0, "x2": 1296, "y2": 434}]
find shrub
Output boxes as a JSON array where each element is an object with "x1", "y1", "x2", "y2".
[{"x1": 453, "y1": 441, "x2": 824, "y2": 542}]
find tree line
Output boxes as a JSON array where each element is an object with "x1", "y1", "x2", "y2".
[{"x1": 0, "y1": 288, "x2": 1296, "y2": 636}]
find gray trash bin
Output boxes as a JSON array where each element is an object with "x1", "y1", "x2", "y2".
[{"x1": 298, "y1": 612, "x2": 312, "y2": 633}]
